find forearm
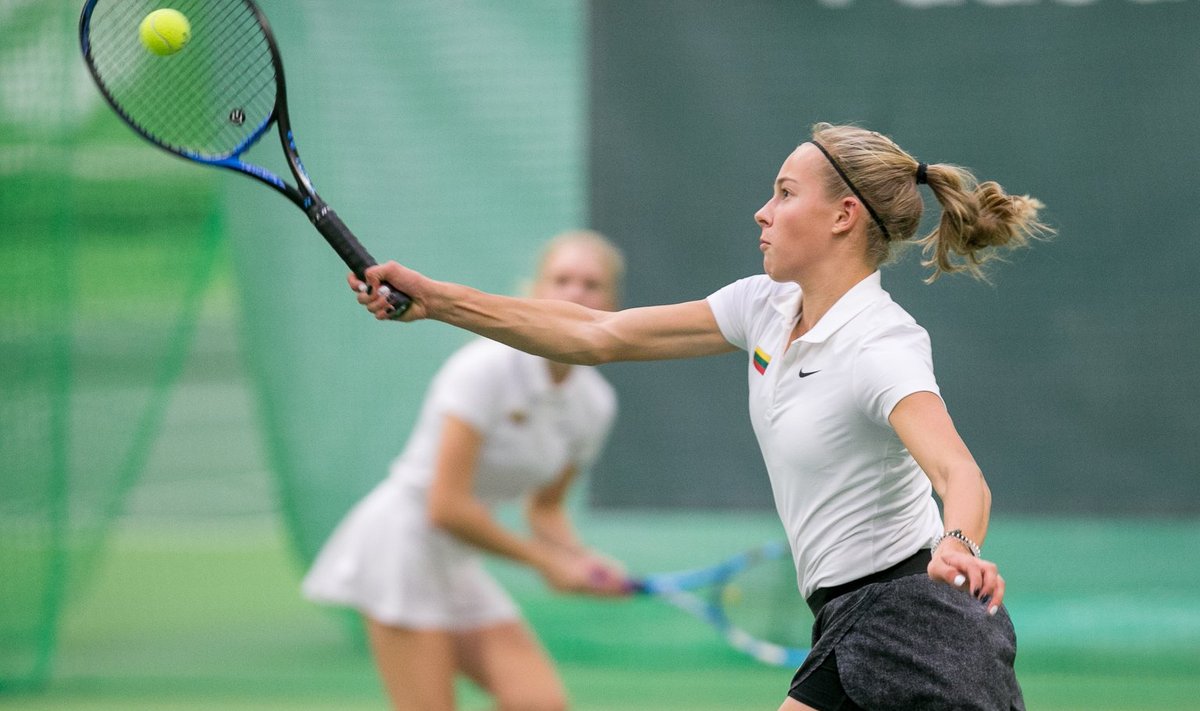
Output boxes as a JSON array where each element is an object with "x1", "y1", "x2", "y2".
[
  {"x1": 428, "y1": 281, "x2": 615, "y2": 365},
  {"x1": 935, "y1": 464, "x2": 992, "y2": 554},
  {"x1": 526, "y1": 503, "x2": 585, "y2": 554},
  {"x1": 430, "y1": 497, "x2": 553, "y2": 569}
]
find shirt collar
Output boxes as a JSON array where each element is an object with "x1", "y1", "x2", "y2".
[{"x1": 770, "y1": 271, "x2": 886, "y2": 344}]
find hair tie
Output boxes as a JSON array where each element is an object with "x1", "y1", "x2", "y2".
[
  {"x1": 915, "y1": 162, "x2": 929, "y2": 185},
  {"x1": 810, "y1": 140, "x2": 891, "y2": 242}
]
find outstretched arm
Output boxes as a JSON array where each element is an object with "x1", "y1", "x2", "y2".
[
  {"x1": 890, "y1": 391, "x2": 1004, "y2": 615},
  {"x1": 349, "y1": 263, "x2": 736, "y2": 364}
]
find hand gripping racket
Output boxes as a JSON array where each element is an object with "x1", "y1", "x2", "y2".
[
  {"x1": 79, "y1": 0, "x2": 410, "y2": 316},
  {"x1": 630, "y1": 540, "x2": 811, "y2": 667}
]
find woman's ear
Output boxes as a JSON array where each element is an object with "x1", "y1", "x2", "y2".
[{"x1": 831, "y1": 196, "x2": 861, "y2": 236}]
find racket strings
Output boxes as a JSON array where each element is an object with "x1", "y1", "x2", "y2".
[
  {"x1": 86, "y1": 0, "x2": 276, "y2": 158},
  {"x1": 719, "y1": 554, "x2": 812, "y2": 650},
  {"x1": 133, "y1": 0, "x2": 272, "y2": 152},
  {"x1": 111, "y1": 2, "x2": 258, "y2": 111}
]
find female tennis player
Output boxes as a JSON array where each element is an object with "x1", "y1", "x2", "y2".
[
  {"x1": 305, "y1": 231, "x2": 630, "y2": 711},
  {"x1": 352, "y1": 124, "x2": 1050, "y2": 710}
]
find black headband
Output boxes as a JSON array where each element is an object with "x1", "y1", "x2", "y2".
[{"x1": 809, "y1": 140, "x2": 891, "y2": 242}]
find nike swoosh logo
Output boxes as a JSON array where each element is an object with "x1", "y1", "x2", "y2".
[{"x1": 797, "y1": 369, "x2": 821, "y2": 378}]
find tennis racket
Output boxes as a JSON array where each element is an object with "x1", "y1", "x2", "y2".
[
  {"x1": 79, "y1": 0, "x2": 410, "y2": 316},
  {"x1": 630, "y1": 540, "x2": 811, "y2": 667}
]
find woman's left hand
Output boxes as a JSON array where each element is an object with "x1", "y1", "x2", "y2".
[{"x1": 928, "y1": 542, "x2": 1005, "y2": 615}]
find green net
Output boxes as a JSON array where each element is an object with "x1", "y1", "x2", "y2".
[
  {"x1": 0, "y1": 0, "x2": 222, "y2": 688},
  {"x1": 1, "y1": 0, "x2": 587, "y2": 687},
  {"x1": 225, "y1": 0, "x2": 589, "y2": 563}
]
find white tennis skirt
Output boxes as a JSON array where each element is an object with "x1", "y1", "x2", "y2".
[{"x1": 301, "y1": 478, "x2": 520, "y2": 630}]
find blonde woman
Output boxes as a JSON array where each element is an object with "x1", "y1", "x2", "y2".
[
  {"x1": 304, "y1": 231, "x2": 629, "y2": 711},
  {"x1": 353, "y1": 124, "x2": 1050, "y2": 710}
]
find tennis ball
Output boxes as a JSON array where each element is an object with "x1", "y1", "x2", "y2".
[{"x1": 139, "y1": 9, "x2": 191, "y2": 56}]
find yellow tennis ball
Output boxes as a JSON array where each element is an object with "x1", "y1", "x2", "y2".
[{"x1": 139, "y1": 9, "x2": 191, "y2": 56}]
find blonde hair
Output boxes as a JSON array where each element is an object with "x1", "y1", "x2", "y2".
[{"x1": 810, "y1": 123, "x2": 1053, "y2": 282}]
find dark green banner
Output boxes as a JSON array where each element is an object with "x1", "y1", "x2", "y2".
[{"x1": 588, "y1": 0, "x2": 1200, "y2": 514}]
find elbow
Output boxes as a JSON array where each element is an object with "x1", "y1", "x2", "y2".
[
  {"x1": 427, "y1": 506, "x2": 451, "y2": 532},
  {"x1": 426, "y1": 497, "x2": 460, "y2": 532},
  {"x1": 555, "y1": 335, "x2": 620, "y2": 366},
  {"x1": 562, "y1": 313, "x2": 635, "y2": 365},
  {"x1": 575, "y1": 321, "x2": 635, "y2": 365},
  {"x1": 574, "y1": 345, "x2": 618, "y2": 366}
]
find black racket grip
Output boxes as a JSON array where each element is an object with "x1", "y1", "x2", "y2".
[{"x1": 308, "y1": 205, "x2": 412, "y2": 318}]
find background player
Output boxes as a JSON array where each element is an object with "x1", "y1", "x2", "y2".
[{"x1": 305, "y1": 231, "x2": 630, "y2": 711}]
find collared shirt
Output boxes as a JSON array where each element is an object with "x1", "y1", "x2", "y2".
[
  {"x1": 707, "y1": 271, "x2": 943, "y2": 598},
  {"x1": 389, "y1": 338, "x2": 617, "y2": 504}
]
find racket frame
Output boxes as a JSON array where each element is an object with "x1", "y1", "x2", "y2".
[
  {"x1": 631, "y1": 540, "x2": 810, "y2": 668},
  {"x1": 78, "y1": 0, "x2": 410, "y2": 315}
]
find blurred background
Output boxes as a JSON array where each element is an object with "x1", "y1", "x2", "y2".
[{"x1": 2, "y1": 1, "x2": 1198, "y2": 709}]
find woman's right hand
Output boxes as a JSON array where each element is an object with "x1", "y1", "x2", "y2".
[
  {"x1": 929, "y1": 541, "x2": 1005, "y2": 615},
  {"x1": 348, "y1": 262, "x2": 430, "y2": 321}
]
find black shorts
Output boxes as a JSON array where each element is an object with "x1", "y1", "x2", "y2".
[
  {"x1": 787, "y1": 567, "x2": 1023, "y2": 711},
  {"x1": 788, "y1": 650, "x2": 863, "y2": 710}
]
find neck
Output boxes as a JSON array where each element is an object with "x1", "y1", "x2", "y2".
[
  {"x1": 546, "y1": 359, "x2": 573, "y2": 384},
  {"x1": 794, "y1": 262, "x2": 874, "y2": 331}
]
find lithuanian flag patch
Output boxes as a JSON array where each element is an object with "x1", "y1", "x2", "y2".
[{"x1": 752, "y1": 346, "x2": 771, "y2": 375}]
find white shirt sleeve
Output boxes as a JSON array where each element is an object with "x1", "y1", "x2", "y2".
[
  {"x1": 706, "y1": 276, "x2": 767, "y2": 351},
  {"x1": 852, "y1": 322, "x2": 941, "y2": 426},
  {"x1": 427, "y1": 341, "x2": 508, "y2": 433}
]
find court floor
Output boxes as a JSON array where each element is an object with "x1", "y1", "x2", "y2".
[{"x1": 1, "y1": 512, "x2": 1197, "y2": 711}]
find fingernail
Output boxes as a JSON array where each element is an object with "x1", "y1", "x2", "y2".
[
  {"x1": 357, "y1": 283, "x2": 369, "y2": 293},
  {"x1": 953, "y1": 574, "x2": 966, "y2": 587},
  {"x1": 988, "y1": 606, "x2": 998, "y2": 616}
]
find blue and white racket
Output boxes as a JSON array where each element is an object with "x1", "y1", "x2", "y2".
[
  {"x1": 630, "y1": 540, "x2": 811, "y2": 667},
  {"x1": 79, "y1": 0, "x2": 410, "y2": 316}
]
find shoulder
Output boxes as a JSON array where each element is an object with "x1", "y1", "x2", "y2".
[
  {"x1": 430, "y1": 338, "x2": 526, "y2": 398},
  {"x1": 860, "y1": 301, "x2": 930, "y2": 351},
  {"x1": 840, "y1": 286, "x2": 929, "y2": 350},
  {"x1": 572, "y1": 367, "x2": 618, "y2": 417},
  {"x1": 709, "y1": 274, "x2": 795, "y2": 307},
  {"x1": 427, "y1": 339, "x2": 527, "y2": 428},
  {"x1": 843, "y1": 289, "x2": 936, "y2": 379},
  {"x1": 440, "y1": 337, "x2": 520, "y2": 374},
  {"x1": 707, "y1": 275, "x2": 796, "y2": 348}
]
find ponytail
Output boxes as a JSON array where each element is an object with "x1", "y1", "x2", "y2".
[
  {"x1": 810, "y1": 123, "x2": 1053, "y2": 283},
  {"x1": 918, "y1": 164, "x2": 1052, "y2": 283}
]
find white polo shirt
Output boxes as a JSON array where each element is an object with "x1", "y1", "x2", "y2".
[
  {"x1": 389, "y1": 338, "x2": 617, "y2": 505},
  {"x1": 707, "y1": 271, "x2": 943, "y2": 598}
]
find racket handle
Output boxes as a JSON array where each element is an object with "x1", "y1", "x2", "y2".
[{"x1": 308, "y1": 204, "x2": 411, "y2": 318}]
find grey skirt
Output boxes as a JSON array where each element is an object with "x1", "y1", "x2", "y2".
[{"x1": 792, "y1": 574, "x2": 1024, "y2": 711}]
